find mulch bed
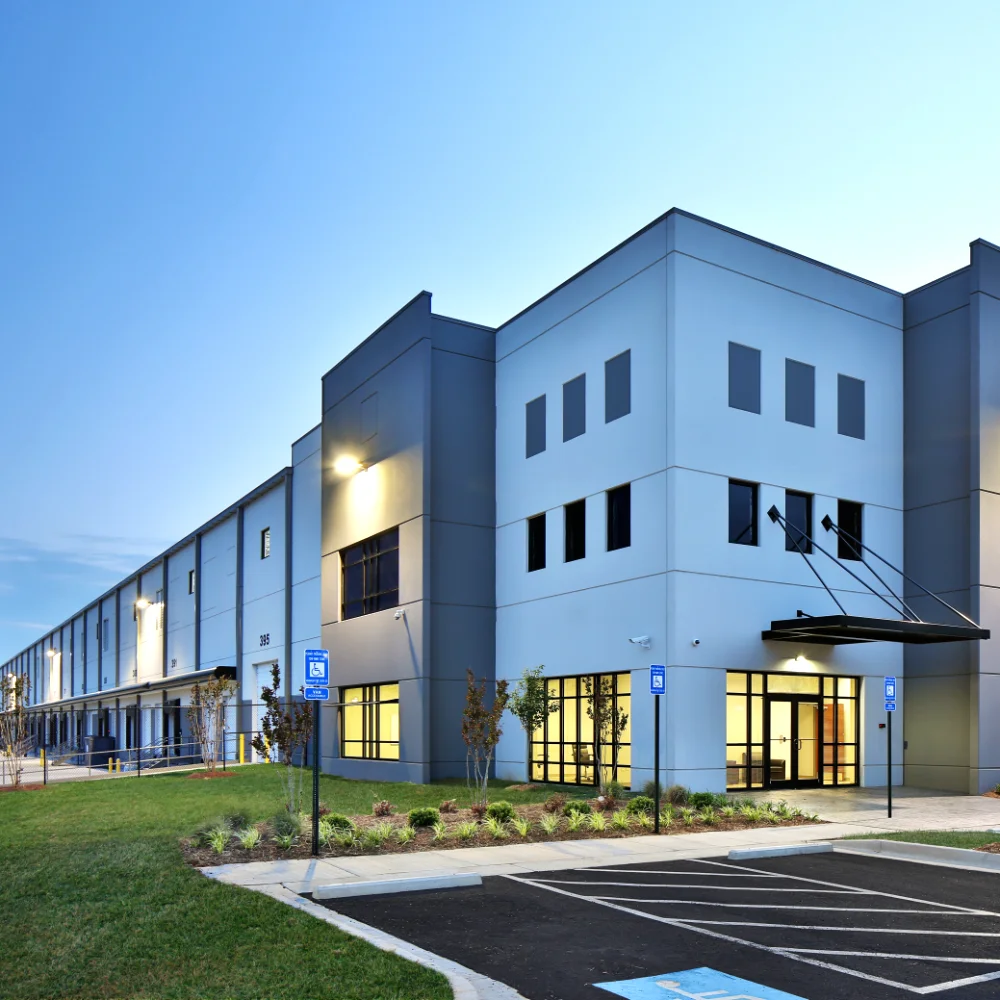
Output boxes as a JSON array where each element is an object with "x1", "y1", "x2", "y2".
[
  {"x1": 187, "y1": 770, "x2": 239, "y2": 780},
  {"x1": 0, "y1": 782, "x2": 45, "y2": 793},
  {"x1": 182, "y1": 801, "x2": 821, "y2": 867},
  {"x1": 975, "y1": 843, "x2": 1000, "y2": 853}
]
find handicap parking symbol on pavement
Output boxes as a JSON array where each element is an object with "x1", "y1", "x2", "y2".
[{"x1": 595, "y1": 967, "x2": 807, "y2": 1000}]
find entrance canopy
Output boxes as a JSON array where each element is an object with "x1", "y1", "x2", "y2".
[
  {"x1": 763, "y1": 508, "x2": 990, "y2": 646},
  {"x1": 763, "y1": 614, "x2": 990, "y2": 645}
]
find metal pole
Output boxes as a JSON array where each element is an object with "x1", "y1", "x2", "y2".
[
  {"x1": 311, "y1": 699, "x2": 320, "y2": 856},
  {"x1": 887, "y1": 709, "x2": 892, "y2": 819},
  {"x1": 136, "y1": 695, "x2": 142, "y2": 776},
  {"x1": 654, "y1": 693, "x2": 661, "y2": 834},
  {"x1": 43, "y1": 711, "x2": 48, "y2": 785}
]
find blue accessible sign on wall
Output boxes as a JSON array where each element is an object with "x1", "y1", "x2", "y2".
[
  {"x1": 304, "y1": 648, "x2": 330, "y2": 686},
  {"x1": 595, "y1": 967, "x2": 807, "y2": 1000},
  {"x1": 303, "y1": 687, "x2": 329, "y2": 701},
  {"x1": 650, "y1": 664, "x2": 666, "y2": 695},
  {"x1": 884, "y1": 676, "x2": 896, "y2": 701}
]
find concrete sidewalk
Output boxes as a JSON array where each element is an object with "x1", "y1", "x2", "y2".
[{"x1": 200, "y1": 786, "x2": 1000, "y2": 895}]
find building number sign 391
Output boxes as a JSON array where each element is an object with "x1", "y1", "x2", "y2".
[{"x1": 259, "y1": 633, "x2": 270, "y2": 647}]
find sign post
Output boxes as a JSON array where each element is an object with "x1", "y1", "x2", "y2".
[
  {"x1": 304, "y1": 649, "x2": 330, "y2": 857},
  {"x1": 884, "y1": 676, "x2": 896, "y2": 819},
  {"x1": 650, "y1": 665, "x2": 666, "y2": 834}
]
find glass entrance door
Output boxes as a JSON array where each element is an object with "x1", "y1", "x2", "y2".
[{"x1": 767, "y1": 697, "x2": 821, "y2": 788}]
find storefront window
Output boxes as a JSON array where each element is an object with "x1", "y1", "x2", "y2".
[
  {"x1": 340, "y1": 682, "x2": 399, "y2": 760},
  {"x1": 530, "y1": 672, "x2": 631, "y2": 786}
]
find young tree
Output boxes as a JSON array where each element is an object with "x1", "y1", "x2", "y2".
[
  {"x1": 461, "y1": 669, "x2": 509, "y2": 809},
  {"x1": 507, "y1": 665, "x2": 557, "y2": 781},
  {"x1": 582, "y1": 675, "x2": 629, "y2": 793},
  {"x1": 251, "y1": 664, "x2": 313, "y2": 815},
  {"x1": 186, "y1": 675, "x2": 237, "y2": 773},
  {"x1": 0, "y1": 674, "x2": 31, "y2": 789}
]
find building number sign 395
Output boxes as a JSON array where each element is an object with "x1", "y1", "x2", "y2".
[{"x1": 259, "y1": 633, "x2": 270, "y2": 648}]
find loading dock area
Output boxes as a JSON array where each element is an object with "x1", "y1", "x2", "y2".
[{"x1": 317, "y1": 851, "x2": 1000, "y2": 999}]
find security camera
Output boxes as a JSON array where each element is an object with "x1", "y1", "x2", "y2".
[
  {"x1": 628, "y1": 636, "x2": 651, "y2": 649},
  {"x1": 692, "y1": 638, "x2": 701, "y2": 646},
  {"x1": 394, "y1": 610, "x2": 405, "y2": 621}
]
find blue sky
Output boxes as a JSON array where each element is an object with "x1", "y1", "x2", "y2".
[{"x1": 1, "y1": 0, "x2": 998, "y2": 660}]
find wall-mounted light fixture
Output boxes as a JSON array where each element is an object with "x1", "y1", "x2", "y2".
[
  {"x1": 333, "y1": 456, "x2": 369, "y2": 476},
  {"x1": 135, "y1": 597, "x2": 151, "y2": 610},
  {"x1": 46, "y1": 649, "x2": 56, "y2": 659}
]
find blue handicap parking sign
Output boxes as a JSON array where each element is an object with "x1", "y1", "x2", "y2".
[
  {"x1": 650, "y1": 664, "x2": 666, "y2": 695},
  {"x1": 304, "y1": 648, "x2": 330, "y2": 686},
  {"x1": 596, "y1": 967, "x2": 807, "y2": 1000}
]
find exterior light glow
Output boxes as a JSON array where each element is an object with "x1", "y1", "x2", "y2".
[
  {"x1": 334, "y1": 456, "x2": 366, "y2": 476},
  {"x1": 135, "y1": 597, "x2": 150, "y2": 609},
  {"x1": 46, "y1": 649, "x2": 56, "y2": 658}
]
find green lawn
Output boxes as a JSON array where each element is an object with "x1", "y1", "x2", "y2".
[
  {"x1": 0, "y1": 766, "x2": 577, "y2": 999},
  {"x1": 844, "y1": 830, "x2": 1000, "y2": 849}
]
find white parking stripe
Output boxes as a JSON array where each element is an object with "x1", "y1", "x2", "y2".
[
  {"x1": 530, "y1": 879, "x2": 864, "y2": 892},
  {"x1": 575, "y1": 869, "x2": 784, "y2": 878},
  {"x1": 784, "y1": 949, "x2": 1000, "y2": 963},
  {"x1": 683, "y1": 920, "x2": 1000, "y2": 937},
  {"x1": 590, "y1": 897, "x2": 988, "y2": 913}
]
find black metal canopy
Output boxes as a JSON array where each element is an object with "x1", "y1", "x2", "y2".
[
  {"x1": 762, "y1": 508, "x2": 990, "y2": 646},
  {"x1": 763, "y1": 613, "x2": 990, "y2": 646}
]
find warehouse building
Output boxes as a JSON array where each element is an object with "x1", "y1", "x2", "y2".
[{"x1": 3, "y1": 209, "x2": 997, "y2": 793}]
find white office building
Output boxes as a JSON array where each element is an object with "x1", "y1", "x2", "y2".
[{"x1": 4, "y1": 210, "x2": 997, "y2": 793}]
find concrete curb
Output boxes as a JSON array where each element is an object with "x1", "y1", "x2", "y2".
[
  {"x1": 238, "y1": 881, "x2": 527, "y2": 1000},
  {"x1": 314, "y1": 872, "x2": 482, "y2": 899},
  {"x1": 836, "y1": 838, "x2": 1000, "y2": 873},
  {"x1": 729, "y1": 842, "x2": 833, "y2": 861}
]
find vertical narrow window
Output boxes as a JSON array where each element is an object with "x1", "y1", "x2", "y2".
[
  {"x1": 606, "y1": 483, "x2": 631, "y2": 551},
  {"x1": 102, "y1": 619, "x2": 110, "y2": 653},
  {"x1": 155, "y1": 589, "x2": 164, "y2": 631},
  {"x1": 728, "y1": 480, "x2": 758, "y2": 546},
  {"x1": 785, "y1": 359, "x2": 815, "y2": 427},
  {"x1": 188, "y1": 569, "x2": 195, "y2": 595},
  {"x1": 526, "y1": 395, "x2": 546, "y2": 458},
  {"x1": 838, "y1": 499, "x2": 863, "y2": 560},
  {"x1": 784, "y1": 490, "x2": 813, "y2": 553},
  {"x1": 605, "y1": 350, "x2": 631, "y2": 423},
  {"x1": 563, "y1": 374, "x2": 586, "y2": 442},
  {"x1": 527, "y1": 513, "x2": 546, "y2": 572},
  {"x1": 838, "y1": 374, "x2": 865, "y2": 439},
  {"x1": 729, "y1": 343, "x2": 761, "y2": 414},
  {"x1": 261, "y1": 527, "x2": 271, "y2": 559},
  {"x1": 564, "y1": 499, "x2": 586, "y2": 562}
]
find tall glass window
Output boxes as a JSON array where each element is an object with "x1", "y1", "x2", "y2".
[
  {"x1": 340, "y1": 682, "x2": 400, "y2": 760},
  {"x1": 529, "y1": 672, "x2": 631, "y2": 786},
  {"x1": 341, "y1": 528, "x2": 399, "y2": 620}
]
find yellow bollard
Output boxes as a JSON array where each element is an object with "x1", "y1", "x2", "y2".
[
  {"x1": 107, "y1": 758, "x2": 112, "y2": 773},
  {"x1": 238, "y1": 733, "x2": 245, "y2": 765},
  {"x1": 40, "y1": 749, "x2": 45, "y2": 767},
  {"x1": 116, "y1": 758, "x2": 121, "y2": 773}
]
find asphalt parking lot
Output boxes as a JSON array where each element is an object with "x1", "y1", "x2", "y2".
[{"x1": 314, "y1": 851, "x2": 1000, "y2": 1000}]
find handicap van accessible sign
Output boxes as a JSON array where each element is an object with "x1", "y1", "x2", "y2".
[{"x1": 595, "y1": 967, "x2": 806, "y2": 1000}]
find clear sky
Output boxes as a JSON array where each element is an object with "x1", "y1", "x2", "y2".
[{"x1": 1, "y1": 0, "x2": 998, "y2": 660}]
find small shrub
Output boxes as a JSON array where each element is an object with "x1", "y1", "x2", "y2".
[
  {"x1": 273, "y1": 832, "x2": 296, "y2": 850},
  {"x1": 193, "y1": 820, "x2": 231, "y2": 847},
  {"x1": 720, "y1": 805, "x2": 736, "y2": 819},
  {"x1": 563, "y1": 800, "x2": 592, "y2": 817},
  {"x1": 680, "y1": 807, "x2": 696, "y2": 826},
  {"x1": 587, "y1": 812, "x2": 607, "y2": 832},
  {"x1": 511, "y1": 816, "x2": 530, "y2": 837},
  {"x1": 469, "y1": 803, "x2": 488, "y2": 821},
  {"x1": 689, "y1": 791, "x2": 728, "y2": 809},
  {"x1": 360, "y1": 821, "x2": 394, "y2": 849},
  {"x1": 317, "y1": 802, "x2": 331, "y2": 817},
  {"x1": 237, "y1": 826, "x2": 262, "y2": 850},
  {"x1": 486, "y1": 800, "x2": 516, "y2": 823},
  {"x1": 317, "y1": 819, "x2": 335, "y2": 846},
  {"x1": 224, "y1": 812, "x2": 251, "y2": 830},
  {"x1": 641, "y1": 779, "x2": 661, "y2": 799},
  {"x1": 208, "y1": 828, "x2": 230, "y2": 854},
  {"x1": 408, "y1": 807, "x2": 440, "y2": 828},
  {"x1": 334, "y1": 828, "x2": 357, "y2": 849},
  {"x1": 663, "y1": 784, "x2": 689, "y2": 805},
  {"x1": 611, "y1": 810, "x2": 632, "y2": 830},
  {"x1": 372, "y1": 800, "x2": 393, "y2": 817},
  {"x1": 397, "y1": 825, "x2": 416, "y2": 845},
  {"x1": 325, "y1": 813, "x2": 353, "y2": 831},
  {"x1": 455, "y1": 821, "x2": 478, "y2": 840},
  {"x1": 605, "y1": 779, "x2": 627, "y2": 799},
  {"x1": 485, "y1": 816, "x2": 508, "y2": 839},
  {"x1": 567, "y1": 810, "x2": 586, "y2": 832},
  {"x1": 636, "y1": 812, "x2": 653, "y2": 830},
  {"x1": 539, "y1": 814, "x2": 560, "y2": 835},
  {"x1": 699, "y1": 808, "x2": 718, "y2": 826},
  {"x1": 432, "y1": 821, "x2": 448, "y2": 841},
  {"x1": 626, "y1": 795, "x2": 656, "y2": 816},
  {"x1": 270, "y1": 811, "x2": 303, "y2": 837},
  {"x1": 659, "y1": 810, "x2": 673, "y2": 828},
  {"x1": 738, "y1": 802, "x2": 759, "y2": 820},
  {"x1": 542, "y1": 793, "x2": 567, "y2": 814},
  {"x1": 594, "y1": 794, "x2": 618, "y2": 812},
  {"x1": 439, "y1": 798, "x2": 458, "y2": 813}
]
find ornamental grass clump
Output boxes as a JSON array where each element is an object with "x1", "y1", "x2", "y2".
[
  {"x1": 587, "y1": 812, "x2": 607, "y2": 832},
  {"x1": 455, "y1": 820, "x2": 478, "y2": 840},
  {"x1": 397, "y1": 825, "x2": 416, "y2": 845},
  {"x1": 539, "y1": 814, "x2": 560, "y2": 835},
  {"x1": 511, "y1": 816, "x2": 531, "y2": 837},
  {"x1": 567, "y1": 810, "x2": 586, "y2": 832},
  {"x1": 237, "y1": 826, "x2": 263, "y2": 850},
  {"x1": 208, "y1": 828, "x2": 230, "y2": 854},
  {"x1": 485, "y1": 816, "x2": 508, "y2": 839},
  {"x1": 432, "y1": 821, "x2": 448, "y2": 841},
  {"x1": 635, "y1": 812, "x2": 654, "y2": 830},
  {"x1": 611, "y1": 810, "x2": 632, "y2": 830}
]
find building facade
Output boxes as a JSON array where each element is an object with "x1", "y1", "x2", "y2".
[{"x1": 3, "y1": 210, "x2": 997, "y2": 793}]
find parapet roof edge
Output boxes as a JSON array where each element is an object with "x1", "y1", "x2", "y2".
[
  {"x1": 904, "y1": 264, "x2": 971, "y2": 298},
  {"x1": 495, "y1": 207, "x2": 903, "y2": 334},
  {"x1": 290, "y1": 423, "x2": 322, "y2": 449},
  {"x1": 2, "y1": 466, "x2": 292, "y2": 666}
]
